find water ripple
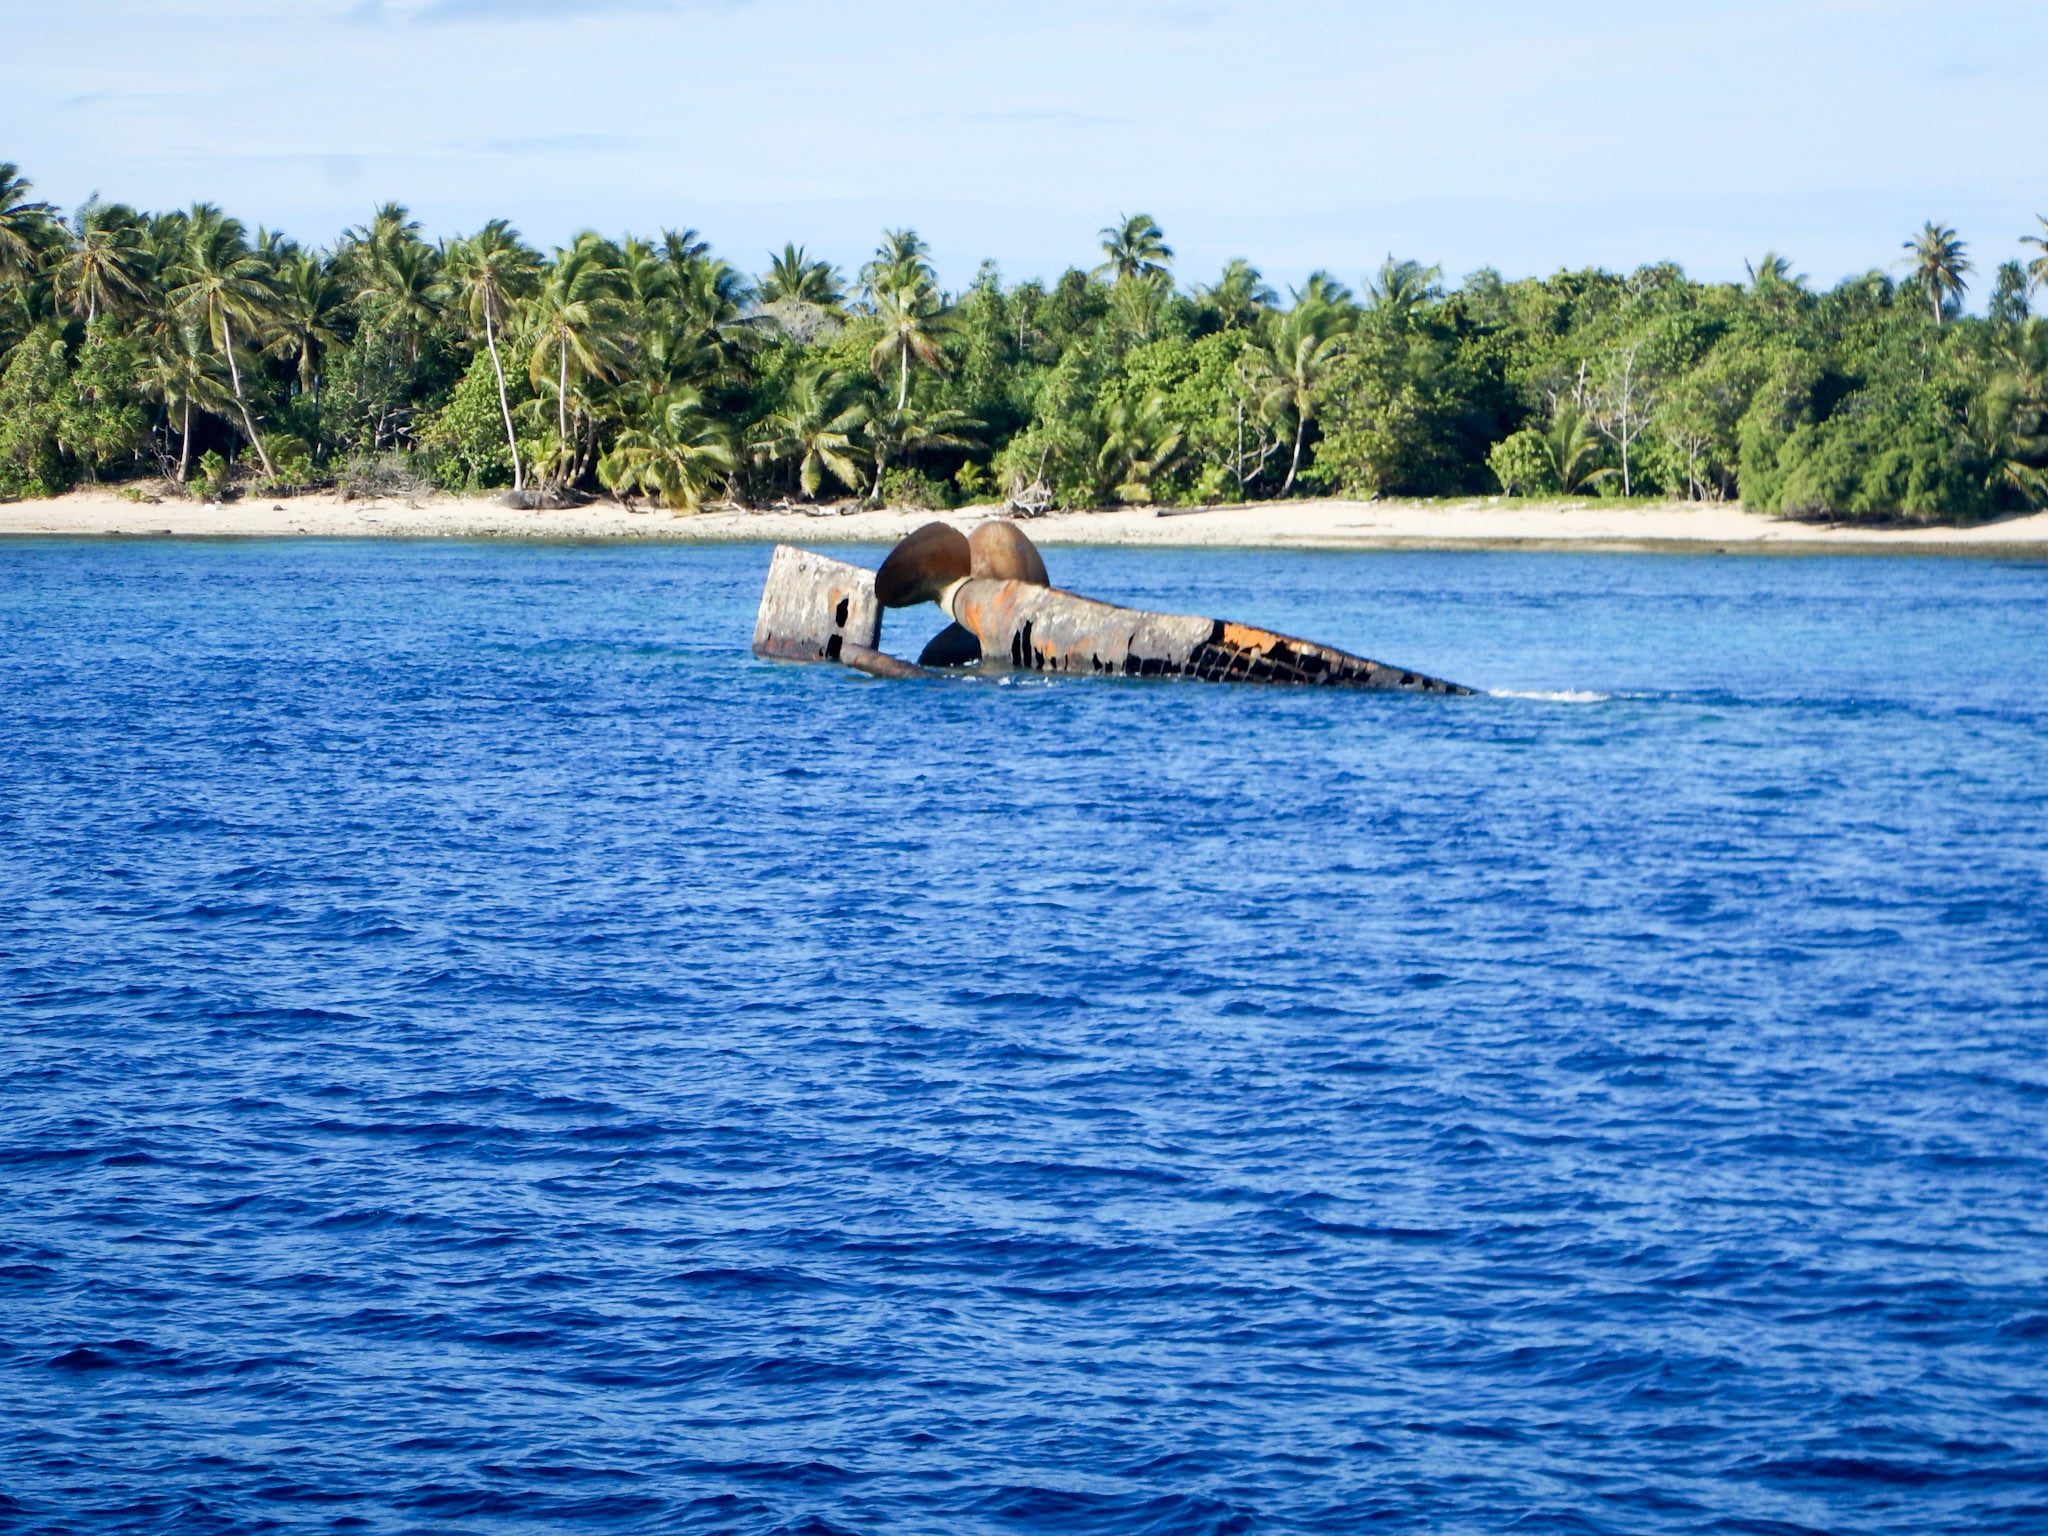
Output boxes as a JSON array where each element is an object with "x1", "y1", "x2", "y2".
[{"x1": 1, "y1": 541, "x2": 2045, "y2": 1534}]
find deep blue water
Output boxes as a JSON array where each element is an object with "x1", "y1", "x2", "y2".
[{"x1": 2, "y1": 537, "x2": 2046, "y2": 1536}]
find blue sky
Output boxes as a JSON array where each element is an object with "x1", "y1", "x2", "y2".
[{"x1": 4, "y1": 0, "x2": 2043, "y2": 297}]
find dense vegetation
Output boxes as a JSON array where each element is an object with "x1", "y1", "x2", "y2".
[{"x1": 2, "y1": 161, "x2": 2045, "y2": 522}]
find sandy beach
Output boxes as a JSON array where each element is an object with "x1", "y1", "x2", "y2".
[{"x1": 5, "y1": 488, "x2": 2048, "y2": 553}]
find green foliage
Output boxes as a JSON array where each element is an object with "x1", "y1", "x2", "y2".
[
  {"x1": 0, "y1": 326, "x2": 68, "y2": 497},
  {"x1": 1487, "y1": 429, "x2": 1557, "y2": 495},
  {"x1": 879, "y1": 466, "x2": 952, "y2": 510},
  {"x1": 953, "y1": 460, "x2": 993, "y2": 500},
  {"x1": 597, "y1": 386, "x2": 735, "y2": 511},
  {"x1": 420, "y1": 350, "x2": 522, "y2": 488},
  {"x1": 62, "y1": 320, "x2": 146, "y2": 481},
  {"x1": 193, "y1": 449, "x2": 230, "y2": 500},
  {"x1": 1744, "y1": 378, "x2": 1993, "y2": 523},
  {"x1": 0, "y1": 157, "x2": 2042, "y2": 525}
]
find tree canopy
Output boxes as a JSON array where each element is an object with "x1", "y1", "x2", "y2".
[{"x1": 0, "y1": 159, "x2": 2042, "y2": 525}]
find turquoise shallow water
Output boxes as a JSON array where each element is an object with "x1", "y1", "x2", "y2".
[{"x1": 2, "y1": 539, "x2": 2046, "y2": 1535}]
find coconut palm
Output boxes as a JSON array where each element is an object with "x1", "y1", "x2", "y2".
[
  {"x1": 1292, "y1": 270, "x2": 1355, "y2": 311},
  {"x1": 750, "y1": 364, "x2": 869, "y2": 499},
  {"x1": 447, "y1": 220, "x2": 542, "y2": 490},
  {"x1": 861, "y1": 229, "x2": 934, "y2": 301},
  {"x1": 863, "y1": 402, "x2": 979, "y2": 500},
  {"x1": 168, "y1": 205, "x2": 280, "y2": 476},
  {"x1": 870, "y1": 283, "x2": 951, "y2": 410},
  {"x1": 1096, "y1": 213, "x2": 1172, "y2": 284},
  {"x1": 1905, "y1": 222, "x2": 1970, "y2": 324},
  {"x1": 139, "y1": 318, "x2": 231, "y2": 483},
  {"x1": 1252, "y1": 295, "x2": 1355, "y2": 496},
  {"x1": 2023, "y1": 216, "x2": 2048, "y2": 295},
  {"x1": 360, "y1": 237, "x2": 447, "y2": 367},
  {"x1": 1744, "y1": 251, "x2": 1807, "y2": 293},
  {"x1": 1364, "y1": 257, "x2": 1442, "y2": 329},
  {"x1": 1974, "y1": 318, "x2": 2048, "y2": 504},
  {"x1": 598, "y1": 385, "x2": 735, "y2": 511},
  {"x1": 1544, "y1": 399, "x2": 1609, "y2": 495},
  {"x1": 348, "y1": 202, "x2": 423, "y2": 270},
  {"x1": 1097, "y1": 394, "x2": 1184, "y2": 503},
  {"x1": 0, "y1": 162, "x2": 56, "y2": 282},
  {"x1": 265, "y1": 250, "x2": 347, "y2": 407},
  {"x1": 759, "y1": 244, "x2": 844, "y2": 308},
  {"x1": 525, "y1": 234, "x2": 627, "y2": 482},
  {"x1": 1196, "y1": 259, "x2": 1276, "y2": 331},
  {"x1": 55, "y1": 200, "x2": 149, "y2": 323},
  {"x1": 615, "y1": 236, "x2": 682, "y2": 319}
]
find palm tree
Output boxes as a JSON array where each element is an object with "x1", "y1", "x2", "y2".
[
  {"x1": 1292, "y1": 270, "x2": 1355, "y2": 310},
  {"x1": 863, "y1": 402, "x2": 978, "y2": 501},
  {"x1": 446, "y1": 220, "x2": 542, "y2": 491},
  {"x1": 750, "y1": 364, "x2": 869, "y2": 499},
  {"x1": 360, "y1": 237, "x2": 447, "y2": 367},
  {"x1": 598, "y1": 386, "x2": 736, "y2": 511},
  {"x1": 55, "y1": 199, "x2": 149, "y2": 323},
  {"x1": 1974, "y1": 318, "x2": 2048, "y2": 505},
  {"x1": 1196, "y1": 259, "x2": 1275, "y2": 331},
  {"x1": 1096, "y1": 213, "x2": 1172, "y2": 284},
  {"x1": 139, "y1": 318, "x2": 230, "y2": 484},
  {"x1": 1097, "y1": 394, "x2": 1184, "y2": 503},
  {"x1": 660, "y1": 227, "x2": 711, "y2": 272},
  {"x1": 1544, "y1": 399, "x2": 1609, "y2": 495},
  {"x1": 861, "y1": 229, "x2": 934, "y2": 301},
  {"x1": 1253, "y1": 295, "x2": 1355, "y2": 496},
  {"x1": 2023, "y1": 216, "x2": 2048, "y2": 295},
  {"x1": 168, "y1": 204, "x2": 280, "y2": 476},
  {"x1": 0, "y1": 162, "x2": 56, "y2": 282},
  {"x1": 1364, "y1": 257, "x2": 1442, "y2": 328},
  {"x1": 1905, "y1": 222, "x2": 1970, "y2": 324},
  {"x1": 1744, "y1": 251, "x2": 1806, "y2": 292},
  {"x1": 265, "y1": 250, "x2": 346, "y2": 408},
  {"x1": 759, "y1": 244, "x2": 844, "y2": 307},
  {"x1": 526, "y1": 235, "x2": 626, "y2": 483},
  {"x1": 870, "y1": 284, "x2": 951, "y2": 410},
  {"x1": 349, "y1": 202, "x2": 423, "y2": 269}
]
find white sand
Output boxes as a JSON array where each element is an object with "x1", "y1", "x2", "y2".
[{"x1": 5, "y1": 488, "x2": 2048, "y2": 552}]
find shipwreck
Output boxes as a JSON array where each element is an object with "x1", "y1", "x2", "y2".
[{"x1": 752, "y1": 521, "x2": 1470, "y2": 694}]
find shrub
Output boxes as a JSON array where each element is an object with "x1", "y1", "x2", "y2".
[
  {"x1": 1487, "y1": 429, "x2": 1560, "y2": 496},
  {"x1": 1741, "y1": 381, "x2": 1991, "y2": 524},
  {"x1": 193, "y1": 450, "x2": 232, "y2": 501},
  {"x1": 879, "y1": 466, "x2": 951, "y2": 509},
  {"x1": 336, "y1": 450, "x2": 434, "y2": 501}
]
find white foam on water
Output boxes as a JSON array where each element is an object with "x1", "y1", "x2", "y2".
[{"x1": 1488, "y1": 688, "x2": 1611, "y2": 703}]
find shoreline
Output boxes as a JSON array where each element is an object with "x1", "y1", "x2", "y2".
[{"x1": 5, "y1": 489, "x2": 2048, "y2": 556}]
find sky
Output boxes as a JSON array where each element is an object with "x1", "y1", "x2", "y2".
[{"x1": 4, "y1": 0, "x2": 2044, "y2": 298}]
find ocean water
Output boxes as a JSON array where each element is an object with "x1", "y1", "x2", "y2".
[{"x1": 2, "y1": 537, "x2": 2045, "y2": 1536}]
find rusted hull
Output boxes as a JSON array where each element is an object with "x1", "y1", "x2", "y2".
[
  {"x1": 947, "y1": 580, "x2": 1470, "y2": 693},
  {"x1": 751, "y1": 545, "x2": 882, "y2": 662}
]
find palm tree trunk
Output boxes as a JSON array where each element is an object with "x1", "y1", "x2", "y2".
[
  {"x1": 1280, "y1": 411, "x2": 1307, "y2": 497},
  {"x1": 178, "y1": 398, "x2": 192, "y2": 483},
  {"x1": 485, "y1": 306, "x2": 523, "y2": 491},
  {"x1": 898, "y1": 340, "x2": 909, "y2": 411},
  {"x1": 558, "y1": 338, "x2": 570, "y2": 474},
  {"x1": 219, "y1": 311, "x2": 277, "y2": 477}
]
